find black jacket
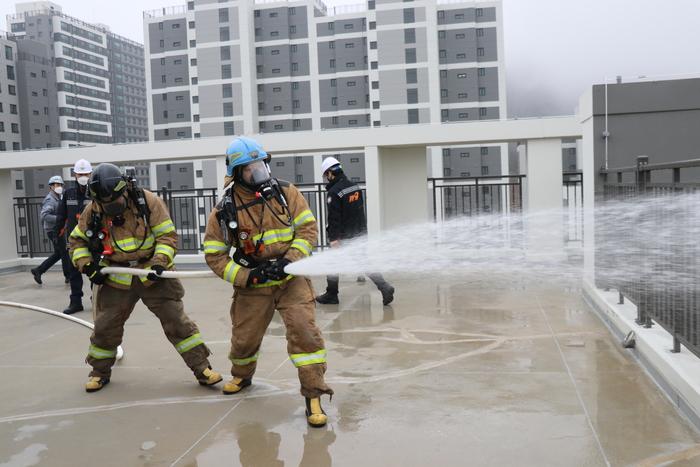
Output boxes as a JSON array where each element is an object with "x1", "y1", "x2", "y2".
[
  {"x1": 55, "y1": 183, "x2": 91, "y2": 238},
  {"x1": 326, "y1": 174, "x2": 366, "y2": 241}
]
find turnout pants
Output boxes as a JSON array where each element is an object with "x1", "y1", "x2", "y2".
[
  {"x1": 87, "y1": 277, "x2": 211, "y2": 378},
  {"x1": 326, "y1": 273, "x2": 390, "y2": 295},
  {"x1": 229, "y1": 276, "x2": 332, "y2": 399}
]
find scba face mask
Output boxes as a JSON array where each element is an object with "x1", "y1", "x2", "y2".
[
  {"x1": 102, "y1": 196, "x2": 127, "y2": 218},
  {"x1": 241, "y1": 161, "x2": 272, "y2": 189}
]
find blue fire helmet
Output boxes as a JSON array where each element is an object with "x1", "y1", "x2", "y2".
[{"x1": 225, "y1": 137, "x2": 268, "y2": 177}]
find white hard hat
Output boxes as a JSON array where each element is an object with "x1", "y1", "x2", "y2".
[
  {"x1": 73, "y1": 159, "x2": 93, "y2": 174},
  {"x1": 321, "y1": 157, "x2": 341, "y2": 176},
  {"x1": 48, "y1": 175, "x2": 64, "y2": 185}
]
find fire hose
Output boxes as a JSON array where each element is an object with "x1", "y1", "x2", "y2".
[{"x1": 0, "y1": 301, "x2": 124, "y2": 360}]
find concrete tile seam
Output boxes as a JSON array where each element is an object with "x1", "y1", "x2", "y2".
[{"x1": 536, "y1": 294, "x2": 612, "y2": 467}]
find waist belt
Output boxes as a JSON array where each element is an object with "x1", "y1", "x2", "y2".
[{"x1": 108, "y1": 257, "x2": 150, "y2": 268}]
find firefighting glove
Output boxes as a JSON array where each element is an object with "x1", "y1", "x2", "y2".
[
  {"x1": 266, "y1": 258, "x2": 291, "y2": 281},
  {"x1": 147, "y1": 264, "x2": 166, "y2": 282},
  {"x1": 83, "y1": 262, "x2": 107, "y2": 285},
  {"x1": 246, "y1": 263, "x2": 271, "y2": 287}
]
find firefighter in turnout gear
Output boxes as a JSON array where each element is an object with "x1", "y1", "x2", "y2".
[
  {"x1": 203, "y1": 137, "x2": 333, "y2": 427},
  {"x1": 315, "y1": 157, "x2": 395, "y2": 306},
  {"x1": 68, "y1": 163, "x2": 222, "y2": 392}
]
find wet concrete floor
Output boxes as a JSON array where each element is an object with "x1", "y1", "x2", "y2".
[{"x1": 0, "y1": 270, "x2": 699, "y2": 466}]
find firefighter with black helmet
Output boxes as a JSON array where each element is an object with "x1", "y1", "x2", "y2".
[
  {"x1": 68, "y1": 163, "x2": 222, "y2": 392},
  {"x1": 202, "y1": 137, "x2": 333, "y2": 427}
]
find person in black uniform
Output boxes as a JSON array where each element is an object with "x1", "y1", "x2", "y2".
[
  {"x1": 54, "y1": 159, "x2": 93, "y2": 315},
  {"x1": 315, "y1": 157, "x2": 395, "y2": 306}
]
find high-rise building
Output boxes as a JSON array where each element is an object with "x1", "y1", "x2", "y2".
[
  {"x1": 0, "y1": 33, "x2": 22, "y2": 153},
  {"x1": 143, "y1": 0, "x2": 506, "y2": 187},
  {"x1": 143, "y1": 0, "x2": 505, "y2": 139},
  {"x1": 6, "y1": 1, "x2": 149, "y2": 148}
]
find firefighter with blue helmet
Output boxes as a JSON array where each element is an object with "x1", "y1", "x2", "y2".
[{"x1": 203, "y1": 137, "x2": 333, "y2": 427}]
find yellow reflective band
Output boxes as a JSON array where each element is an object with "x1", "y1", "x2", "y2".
[
  {"x1": 203, "y1": 240, "x2": 229, "y2": 254},
  {"x1": 291, "y1": 238, "x2": 313, "y2": 257},
  {"x1": 293, "y1": 209, "x2": 316, "y2": 227},
  {"x1": 154, "y1": 244, "x2": 176, "y2": 261},
  {"x1": 252, "y1": 228, "x2": 294, "y2": 245},
  {"x1": 152, "y1": 220, "x2": 175, "y2": 237},
  {"x1": 72, "y1": 247, "x2": 91, "y2": 263},
  {"x1": 175, "y1": 333, "x2": 204, "y2": 354},
  {"x1": 230, "y1": 352, "x2": 259, "y2": 366},
  {"x1": 289, "y1": 349, "x2": 327, "y2": 367},
  {"x1": 70, "y1": 225, "x2": 89, "y2": 241},
  {"x1": 88, "y1": 344, "x2": 117, "y2": 359},
  {"x1": 223, "y1": 260, "x2": 241, "y2": 284},
  {"x1": 107, "y1": 272, "x2": 132, "y2": 286},
  {"x1": 139, "y1": 266, "x2": 153, "y2": 283},
  {"x1": 113, "y1": 234, "x2": 155, "y2": 252}
]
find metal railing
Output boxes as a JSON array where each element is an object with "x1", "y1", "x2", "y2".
[
  {"x1": 563, "y1": 172, "x2": 584, "y2": 243},
  {"x1": 429, "y1": 175, "x2": 525, "y2": 221},
  {"x1": 598, "y1": 156, "x2": 700, "y2": 356}
]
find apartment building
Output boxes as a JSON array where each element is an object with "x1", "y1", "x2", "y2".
[
  {"x1": 5, "y1": 2, "x2": 150, "y2": 195},
  {"x1": 144, "y1": 0, "x2": 504, "y2": 138},
  {"x1": 0, "y1": 34, "x2": 22, "y2": 153}
]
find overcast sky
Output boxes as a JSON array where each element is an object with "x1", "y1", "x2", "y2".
[{"x1": 3, "y1": 0, "x2": 700, "y2": 116}]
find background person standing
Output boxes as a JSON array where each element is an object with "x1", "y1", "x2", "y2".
[
  {"x1": 315, "y1": 157, "x2": 395, "y2": 306},
  {"x1": 30, "y1": 176, "x2": 70, "y2": 285},
  {"x1": 55, "y1": 159, "x2": 93, "y2": 315}
]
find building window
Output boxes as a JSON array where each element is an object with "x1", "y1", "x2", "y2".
[
  {"x1": 292, "y1": 82, "x2": 299, "y2": 89},
  {"x1": 173, "y1": 42, "x2": 181, "y2": 47},
  {"x1": 439, "y1": 50, "x2": 446, "y2": 58},
  {"x1": 331, "y1": 97, "x2": 337, "y2": 106},
  {"x1": 348, "y1": 100, "x2": 357, "y2": 105},
  {"x1": 457, "y1": 73, "x2": 467, "y2": 79},
  {"x1": 344, "y1": 23, "x2": 354, "y2": 30},
  {"x1": 372, "y1": 101, "x2": 379, "y2": 109},
  {"x1": 461, "y1": 152, "x2": 470, "y2": 158},
  {"x1": 478, "y1": 68, "x2": 486, "y2": 77},
  {"x1": 479, "y1": 87, "x2": 486, "y2": 96},
  {"x1": 481, "y1": 166, "x2": 489, "y2": 175},
  {"x1": 190, "y1": 58, "x2": 197, "y2": 66},
  {"x1": 443, "y1": 168, "x2": 451, "y2": 176},
  {"x1": 293, "y1": 100, "x2": 300, "y2": 108},
  {"x1": 479, "y1": 108, "x2": 487, "y2": 117},
  {"x1": 293, "y1": 119, "x2": 301, "y2": 128},
  {"x1": 221, "y1": 64, "x2": 231, "y2": 79},
  {"x1": 457, "y1": 53, "x2": 466, "y2": 59},
  {"x1": 4, "y1": 46, "x2": 12, "y2": 60},
  {"x1": 223, "y1": 102, "x2": 233, "y2": 116},
  {"x1": 372, "y1": 80, "x2": 379, "y2": 89},
  {"x1": 189, "y1": 21, "x2": 195, "y2": 29},
  {"x1": 459, "y1": 113, "x2": 469, "y2": 119},
  {"x1": 458, "y1": 93, "x2": 468, "y2": 99},
  {"x1": 274, "y1": 124, "x2": 283, "y2": 130},
  {"x1": 8, "y1": 85, "x2": 16, "y2": 95},
  {"x1": 221, "y1": 46, "x2": 231, "y2": 60},
  {"x1": 290, "y1": 25, "x2": 296, "y2": 34},
  {"x1": 219, "y1": 8, "x2": 229, "y2": 22},
  {"x1": 405, "y1": 48, "x2": 416, "y2": 64},
  {"x1": 477, "y1": 48, "x2": 485, "y2": 57},
  {"x1": 276, "y1": 161, "x2": 285, "y2": 167},
  {"x1": 403, "y1": 8, "x2": 415, "y2": 23},
  {"x1": 271, "y1": 31, "x2": 279, "y2": 37},
  {"x1": 189, "y1": 39, "x2": 196, "y2": 47},
  {"x1": 368, "y1": 0, "x2": 375, "y2": 9},
  {"x1": 404, "y1": 29, "x2": 415, "y2": 44},
  {"x1": 371, "y1": 61, "x2": 378, "y2": 70},
  {"x1": 191, "y1": 77, "x2": 198, "y2": 85},
  {"x1": 481, "y1": 147, "x2": 489, "y2": 155},
  {"x1": 332, "y1": 116, "x2": 339, "y2": 124},
  {"x1": 455, "y1": 13, "x2": 464, "y2": 20},
  {"x1": 269, "y1": 11, "x2": 278, "y2": 17},
  {"x1": 223, "y1": 84, "x2": 232, "y2": 97},
  {"x1": 10, "y1": 104, "x2": 17, "y2": 114},
  {"x1": 369, "y1": 21, "x2": 376, "y2": 30},
  {"x1": 225, "y1": 121, "x2": 235, "y2": 135},
  {"x1": 347, "y1": 81, "x2": 356, "y2": 87},
  {"x1": 476, "y1": 8, "x2": 483, "y2": 17},
  {"x1": 220, "y1": 27, "x2": 230, "y2": 41},
  {"x1": 289, "y1": 7, "x2": 296, "y2": 14},
  {"x1": 272, "y1": 68, "x2": 280, "y2": 74},
  {"x1": 407, "y1": 109, "x2": 419, "y2": 124},
  {"x1": 296, "y1": 174, "x2": 303, "y2": 183},
  {"x1": 330, "y1": 59, "x2": 336, "y2": 68},
  {"x1": 349, "y1": 119, "x2": 358, "y2": 125},
  {"x1": 6, "y1": 66, "x2": 15, "y2": 80},
  {"x1": 274, "y1": 106, "x2": 282, "y2": 111},
  {"x1": 291, "y1": 62, "x2": 299, "y2": 71},
  {"x1": 440, "y1": 89, "x2": 447, "y2": 98},
  {"x1": 407, "y1": 89, "x2": 418, "y2": 104},
  {"x1": 346, "y1": 62, "x2": 356, "y2": 68},
  {"x1": 291, "y1": 44, "x2": 297, "y2": 52},
  {"x1": 477, "y1": 28, "x2": 484, "y2": 37},
  {"x1": 11, "y1": 123, "x2": 19, "y2": 133}
]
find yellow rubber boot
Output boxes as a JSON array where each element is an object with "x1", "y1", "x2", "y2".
[
  {"x1": 305, "y1": 397, "x2": 328, "y2": 427},
  {"x1": 85, "y1": 376, "x2": 109, "y2": 393},
  {"x1": 222, "y1": 377, "x2": 252, "y2": 395},
  {"x1": 196, "y1": 367, "x2": 223, "y2": 386}
]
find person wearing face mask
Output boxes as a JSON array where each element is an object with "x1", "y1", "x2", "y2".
[
  {"x1": 54, "y1": 159, "x2": 93, "y2": 314},
  {"x1": 202, "y1": 137, "x2": 333, "y2": 427},
  {"x1": 30, "y1": 176, "x2": 71, "y2": 285},
  {"x1": 315, "y1": 157, "x2": 394, "y2": 306},
  {"x1": 68, "y1": 163, "x2": 222, "y2": 393}
]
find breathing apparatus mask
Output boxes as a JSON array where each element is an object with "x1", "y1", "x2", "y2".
[
  {"x1": 101, "y1": 195, "x2": 128, "y2": 225},
  {"x1": 235, "y1": 159, "x2": 281, "y2": 201}
]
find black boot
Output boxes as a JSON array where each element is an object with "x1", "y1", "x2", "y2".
[
  {"x1": 315, "y1": 292, "x2": 339, "y2": 305},
  {"x1": 380, "y1": 286, "x2": 395, "y2": 306},
  {"x1": 63, "y1": 301, "x2": 84, "y2": 315},
  {"x1": 30, "y1": 268, "x2": 42, "y2": 285}
]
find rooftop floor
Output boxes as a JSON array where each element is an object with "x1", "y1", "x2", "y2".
[{"x1": 0, "y1": 270, "x2": 699, "y2": 466}]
